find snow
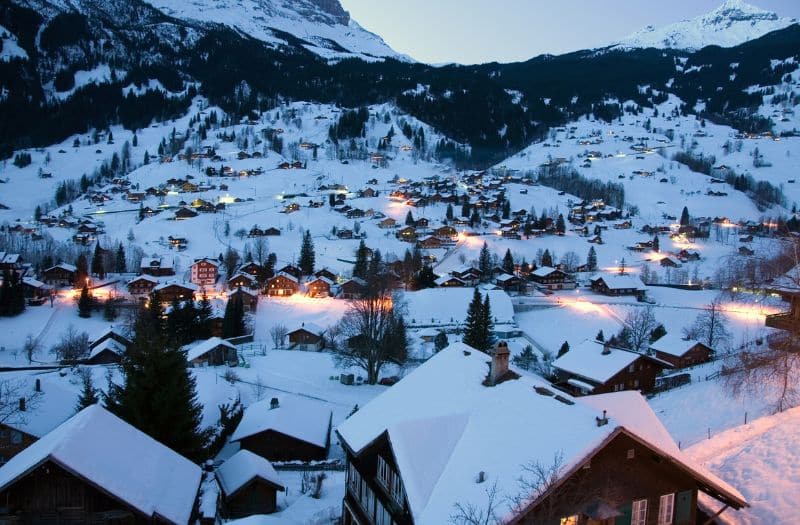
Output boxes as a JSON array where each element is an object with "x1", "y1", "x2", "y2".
[
  {"x1": 183, "y1": 336, "x2": 235, "y2": 362},
  {"x1": 552, "y1": 339, "x2": 639, "y2": 384},
  {"x1": 0, "y1": 405, "x2": 201, "y2": 524},
  {"x1": 216, "y1": 449, "x2": 284, "y2": 496},
  {"x1": 591, "y1": 273, "x2": 646, "y2": 291},
  {"x1": 613, "y1": 0, "x2": 797, "y2": 51},
  {"x1": 231, "y1": 395, "x2": 332, "y2": 448},
  {"x1": 402, "y1": 288, "x2": 515, "y2": 328},
  {"x1": 4, "y1": 375, "x2": 75, "y2": 438},
  {"x1": 337, "y1": 343, "x2": 744, "y2": 524},
  {"x1": 686, "y1": 405, "x2": 800, "y2": 524},
  {"x1": 0, "y1": 25, "x2": 27, "y2": 62}
]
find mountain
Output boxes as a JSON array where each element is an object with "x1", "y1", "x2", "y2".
[
  {"x1": 614, "y1": 0, "x2": 797, "y2": 51},
  {"x1": 141, "y1": 0, "x2": 410, "y2": 62}
]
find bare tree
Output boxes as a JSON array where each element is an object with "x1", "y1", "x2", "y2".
[
  {"x1": 0, "y1": 378, "x2": 42, "y2": 427},
  {"x1": 624, "y1": 306, "x2": 657, "y2": 352},
  {"x1": 449, "y1": 481, "x2": 502, "y2": 525},
  {"x1": 251, "y1": 375, "x2": 267, "y2": 401},
  {"x1": 559, "y1": 251, "x2": 580, "y2": 273},
  {"x1": 269, "y1": 324, "x2": 288, "y2": 349},
  {"x1": 683, "y1": 297, "x2": 730, "y2": 350},
  {"x1": 23, "y1": 334, "x2": 39, "y2": 364},
  {"x1": 51, "y1": 325, "x2": 90, "y2": 361}
]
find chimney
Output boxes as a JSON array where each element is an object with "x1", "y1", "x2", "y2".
[
  {"x1": 602, "y1": 342, "x2": 611, "y2": 355},
  {"x1": 34, "y1": 379, "x2": 41, "y2": 392},
  {"x1": 270, "y1": 397, "x2": 279, "y2": 409},
  {"x1": 596, "y1": 410, "x2": 608, "y2": 427},
  {"x1": 489, "y1": 341, "x2": 510, "y2": 386},
  {"x1": 18, "y1": 398, "x2": 25, "y2": 412}
]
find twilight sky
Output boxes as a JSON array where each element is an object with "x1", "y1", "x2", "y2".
[{"x1": 339, "y1": 0, "x2": 800, "y2": 64}]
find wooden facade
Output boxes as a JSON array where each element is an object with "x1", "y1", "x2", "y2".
[
  {"x1": 239, "y1": 426, "x2": 330, "y2": 463},
  {"x1": 653, "y1": 343, "x2": 713, "y2": 369},
  {"x1": 0, "y1": 425, "x2": 36, "y2": 466},
  {"x1": 220, "y1": 479, "x2": 281, "y2": 519},
  {"x1": 266, "y1": 274, "x2": 298, "y2": 296}
]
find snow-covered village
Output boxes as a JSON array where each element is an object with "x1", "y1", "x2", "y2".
[{"x1": 1, "y1": 0, "x2": 800, "y2": 523}]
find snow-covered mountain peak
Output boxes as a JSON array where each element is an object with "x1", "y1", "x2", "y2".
[
  {"x1": 142, "y1": 0, "x2": 411, "y2": 62},
  {"x1": 613, "y1": 0, "x2": 797, "y2": 51}
]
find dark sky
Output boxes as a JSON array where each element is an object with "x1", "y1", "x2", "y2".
[{"x1": 339, "y1": 0, "x2": 800, "y2": 64}]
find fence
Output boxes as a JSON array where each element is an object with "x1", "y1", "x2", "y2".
[{"x1": 272, "y1": 459, "x2": 345, "y2": 472}]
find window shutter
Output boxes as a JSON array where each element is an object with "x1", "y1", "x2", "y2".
[
  {"x1": 616, "y1": 502, "x2": 632, "y2": 525},
  {"x1": 675, "y1": 490, "x2": 693, "y2": 524}
]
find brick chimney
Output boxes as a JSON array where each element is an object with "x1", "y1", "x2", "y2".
[{"x1": 489, "y1": 341, "x2": 510, "y2": 386}]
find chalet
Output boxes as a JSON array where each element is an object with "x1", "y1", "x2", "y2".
[
  {"x1": 0, "y1": 406, "x2": 201, "y2": 524},
  {"x1": 168, "y1": 236, "x2": 188, "y2": 250},
  {"x1": 86, "y1": 327, "x2": 132, "y2": 365},
  {"x1": 153, "y1": 282, "x2": 198, "y2": 303},
  {"x1": 277, "y1": 264, "x2": 302, "y2": 280},
  {"x1": 590, "y1": 274, "x2": 646, "y2": 300},
  {"x1": 649, "y1": 334, "x2": 714, "y2": 369},
  {"x1": 337, "y1": 229, "x2": 355, "y2": 240},
  {"x1": 553, "y1": 340, "x2": 666, "y2": 395},
  {"x1": 174, "y1": 207, "x2": 198, "y2": 220},
  {"x1": 228, "y1": 272, "x2": 257, "y2": 290},
  {"x1": 676, "y1": 250, "x2": 701, "y2": 262},
  {"x1": 531, "y1": 266, "x2": 576, "y2": 290},
  {"x1": 495, "y1": 273, "x2": 524, "y2": 292},
  {"x1": 140, "y1": 257, "x2": 175, "y2": 277},
  {"x1": 660, "y1": 256, "x2": 682, "y2": 268},
  {"x1": 216, "y1": 450, "x2": 284, "y2": 518},
  {"x1": 263, "y1": 227, "x2": 281, "y2": 236},
  {"x1": 266, "y1": 272, "x2": 299, "y2": 296},
  {"x1": 307, "y1": 276, "x2": 333, "y2": 298},
  {"x1": 191, "y1": 258, "x2": 219, "y2": 287},
  {"x1": 238, "y1": 262, "x2": 263, "y2": 278},
  {"x1": 127, "y1": 274, "x2": 158, "y2": 297},
  {"x1": 451, "y1": 266, "x2": 481, "y2": 286},
  {"x1": 228, "y1": 287, "x2": 259, "y2": 312},
  {"x1": 338, "y1": 342, "x2": 746, "y2": 525},
  {"x1": 414, "y1": 218, "x2": 429, "y2": 228},
  {"x1": 288, "y1": 322, "x2": 325, "y2": 350},
  {"x1": 434, "y1": 275, "x2": 465, "y2": 288},
  {"x1": 433, "y1": 225, "x2": 457, "y2": 240},
  {"x1": 340, "y1": 277, "x2": 367, "y2": 299},
  {"x1": 418, "y1": 236, "x2": 443, "y2": 249},
  {"x1": 0, "y1": 252, "x2": 22, "y2": 274},
  {"x1": 231, "y1": 395, "x2": 332, "y2": 464},
  {"x1": 738, "y1": 246, "x2": 755, "y2": 257},
  {"x1": 396, "y1": 226, "x2": 417, "y2": 242},
  {"x1": 378, "y1": 217, "x2": 397, "y2": 229},
  {"x1": 183, "y1": 337, "x2": 238, "y2": 367},
  {"x1": 315, "y1": 268, "x2": 338, "y2": 282},
  {"x1": 41, "y1": 263, "x2": 77, "y2": 287}
]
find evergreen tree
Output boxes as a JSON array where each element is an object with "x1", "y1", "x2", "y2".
[
  {"x1": 596, "y1": 329, "x2": 605, "y2": 342},
  {"x1": 410, "y1": 265, "x2": 437, "y2": 290},
  {"x1": 405, "y1": 210, "x2": 415, "y2": 226},
  {"x1": 502, "y1": 249, "x2": 515, "y2": 275},
  {"x1": 34, "y1": 205, "x2": 42, "y2": 222},
  {"x1": 587, "y1": 246, "x2": 598, "y2": 271},
  {"x1": 196, "y1": 293, "x2": 213, "y2": 339},
  {"x1": 470, "y1": 209, "x2": 481, "y2": 227},
  {"x1": 480, "y1": 294, "x2": 494, "y2": 351},
  {"x1": 478, "y1": 242, "x2": 492, "y2": 280},
  {"x1": 298, "y1": 230, "x2": 315, "y2": 276},
  {"x1": 78, "y1": 284, "x2": 92, "y2": 318},
  {"x1": 680, "y1": 206, "x2": 691, "y2": 226},
  {"x1": 115, "y1": 244, "x2": 126, "y2": 273},
  {"x1": 103, "y1": 299, "x2": 117, "y2": 321},
  {"x1": 105, "y1": 306, "x2": 208, "y2": 462},
  {"x1": 461, "y1": 197, "x2": 471, "y2": 218},
  {"x1": 353, "y1": 240, "x2": 369, "y2": 279},
  {"x1": 75, "y1": 253, "x2": 89, "y2": 287},
  {"x1": 91, "y1": 244, "x2": 105, "y2": 279},
  {"x1": 650, "y1": 324, "x2": 667, "y2": 343},
  {"x1": 557, "y1": 341, "x2": 570, "y2": 357},
  {"x1": 502, "y1": 200, "x2": 511, "y2": 220},
  {"x1": 367, "y1": 249, "x2": 382, "y2": 280},
  {"x1": 434, "y1": 331, "x2": 449, "y2": 352},
  {"x1": 541, "y1": 249, "x2": 553, "y2": 268},
  {"x1": 555, "y1": 214, "x2": 566, "y2": 235},
  {"x1": 652, "y1": 235, "x2": 660, "y2": 253},
  {"x1": 463, "y1": 288, "x2": 485, "y2": 350},
  {"x1": 222, "y1": 293, "x2": 246, "y2": 338},
  {"x1": 511, "y1": 345, "x2": 536, "y2": 371},
  {"x1": 0, "y1": 269, "x2": 25, "y2": 316},
  {"x1": 446, "y1": 203, "x2": 454, "y2": 221},
  {"x1": 76, "y1": 369, "x2": 99, "y2": 412}
]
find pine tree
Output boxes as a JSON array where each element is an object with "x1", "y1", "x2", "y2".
[
  {"x1": 196, "y1": 293, "x2": 213, "y2": 339},
  {"x1": 353, "y1": 240, "x2": 369, "y2": 279},
  {"x1": 75, "y1": 253, "x2": 89, "y2": 287},
  {"x1": 680, "y1": 206, "x2": 690, "y2": 226},
  {"x1": 103, "y1": 299, "x2": 117, "y2": 321},
  {"x1": 541, "y1": 249, "x2": 553, "y2": 268},
  {"x1": 557, "y1": 341, "x2": 570, "y2": 357},
  {"x1": 478, "y1": 242, "x2": 492, "y2": 280},
  {"x1": 299, "y1": 230, "x2": 315, "y2": 276},
  {"x1": 555, "y1": 214, "x2": 566, "y2": 235},
  {"x1": 405, "y1": 210, "x2": 415, "y2": 226},
  {"x1": 480, "y1": 294, "x2": 494, "y2": 351},
  {"x1": 502, "y1": 249, "x2": 515, "y2": 275},
  {"x1": 511, "y1": 345, "x2": 536, "y2": 371},
  {"x1": 411, "y1": 265, "x2": 437, "y2": 290},
  {"x1": 652, "y1": 235, "x2": 660, "y2": 253},
  {"x1": 222, "y1": 293, "x2": 246, "y2": 338},
  {"x1": 461, "y1": 197, "x2": 470, "y2": 217},
  {"x1": 78, "y1": 284, "x2": 92, "y2": 318},
  {"x1": 434, "y1": 331, "x2": 449, "y2": 352},
  {"x1": 463, "y1": 288, "x2": 484, "y2": 350},
  {"x1": 91, "y1": 244, "x2": 105, "y2": 279},
  {"x1": 587, "y1": 246, "x2": 598, "y2": 271},
  {"x1": 446, "y1": 203, "x2": 454, "y2": 221},
  {"x1": 502, "y1": 200, "x2": 511, "y2": 220},
  {"x1": 105, "y1": 306, "x2": 208, "y2": 462},
  {"x1": 115, "y1": 244, "x2": 126, "y2": 273},
  {"x1": 596, "y1": 329, "x2": 605, "y2": 342},
  {"x1": 76, "y1": 369, "x2": 99, "y2": 412}
]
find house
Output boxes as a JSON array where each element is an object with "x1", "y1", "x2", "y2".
[
  {"x1": 337, "y1": 342, "x2": 746, "y2": 525},
  {"x1": 649, "y1": 334, "x2": 714, "y2": 369},
  {"x1": 216, "y1": 450, "x2": 284, "y2": 518},
  {"x1": 277, "y1": 265, "x2": 302, "y2": 280},
  {"x1": 228, "y1": 272, "x2": 257, "y2": 290},
  {"x1": 127, "y1": 274, "x2": 158, "y2": 297},
  {"x1": 0, "y1": 406, "x2": 201, "y2": 524},
  {"x1": 21, "y1": 277, "x2": 52, "y2": 303},
  {"x1": 553, "y1": 340, "x2": 666, "y2": 395},
  {"x1": 0, "y1": 377, "x2": 75, "y2": 465},
  {"x1": 590, "y1": 274, "x2": 646, "y2": 300},
  {"x1": 266, "y1": 272, "x2": 299, "y2": 297},
  {"x1": 314, "y1": 268, "x2": 338, "y2": 282},
  {"x1": 660, "y1": 256, "x2": 682, "y2": 268},
  {"x1": 174, "y1": 207, "x2": 198, "y2": 220},
  {"x1": 191, "y1": 258, "x2": 219, "y2": 287},
  {"x1": 232, "y1": 397, "x2": 332, "y2": 462},
  {"x1": 140, "y1": 257, "x2": 175, "y2": 277},
  {"x1": 451, "y1": 266, "x2": 481, "y2": 286},
  {"x1": 396, "y1": 226, "x2": 417, "y2": 242},
  {"x1": 738, "y1": 246, "x2": 755, "y2": 257},
  {"x1": 288, "y1": 322, "x2": 325, "y2": 350},
  {"x1": 41, "y1": 263, "x2": 77, "y2": 287},
  {"x1": 307, "y1": 276, "x2": 333, "y2": 298},
  {"x1": 86, "y1": 327, "x2": 132, "y2": 365},
  {"x1": 228, "y1": 287, "x2": 259, "y2": 312},
  {"x1": 494, "y1": 272, "x2": 524, "y2": 292},
  {"x1": 183, "y1": 337, "x2": 239, "y2": 367},
  {"x1": 418, "y1": 236, "x2": 443, "y2": 249},
  {"x1": 434, "y1": 275, "x2": 465, "y2": 288},
  {"x1": 378, "y1": 217, "x2": 397, "y2": 229},
  {"x1": 238, "y1": 262, "x2": 263, "y2": 278},
  {"x1": 153, "y1": 282, "x2": 198, "y2": 303},
  {"x1": 531, "y1": 266, "x2": 576, "y2": 290},
  {"x1": 340, "y1": 277, "x2": 367, "y2": 299}
]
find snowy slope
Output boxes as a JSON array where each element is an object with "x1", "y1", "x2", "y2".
[
  {"x1": 614, "y1": 0, "x2": 797, "y2": 51},
  {"x1": 142, "y1": 0, "x2": 411, "y2": 62}
]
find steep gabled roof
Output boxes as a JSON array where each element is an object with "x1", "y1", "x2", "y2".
[
  {"x1": 650, "y1": 333, "x2": 710, "y2": 357},
  {"x1": 182, "y1": 337, "x2": 236, "y2": 362},
  {"x1": 552, "y1": 340, "x2": 641, "y2": 384},
  {"x1": 232, "y1": 396, "x2": 331, "y2": 448},
  {"x1": 216, "y1": 449, "x2": 284, "y2": 497}
]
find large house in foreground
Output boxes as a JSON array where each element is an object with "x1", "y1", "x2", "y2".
[{"x1": 336, "y1": 342, "x2": 746, "y2": 525}]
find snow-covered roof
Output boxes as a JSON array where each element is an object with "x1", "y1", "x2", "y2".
[
  {"x1": 216, "y1": 449, "x2": 284, "y2": 497},
  {"x1": 592, "y1": 273, "x2": 646, "y2": 291},
  {"x1": 337, "y1": 343, "x2": 746, "y2": 524},
  {"x1": 768, "y1": 263, "x2": 800, "y2": 294},
  {"x1": 227, "y1": 286, "x2": 258, "y2": 297},
  {"x1": 272, "y1": 271, "x2": 298, "y2": 283},
  {"x1": 649, "y1": 333, "x2": 709, "y2": 357},
  {"x1": 495, "y1": 273, "x2": 519, "y2": 283},
  {"x1": 231, "y1": 396, "x2": 331, "y2": 448},
  {"x1": 153, "y1": 281, "x2": 199, "y2": 292},
  {"x1": 552, "y1": 340, "x2": 640, "y2": 384},
  {"x1": 88, "y1": 338, "x2": 126, "y2": 360},
  {"x1": 46, "y1": 263, "x2": 76, "y2": 273},
  {"x1": 403, "y1": 288, "x2": 514, "y2": 327},
  {"x1": 434, "y1": 275, "x2": 463, "y2": 286},
  {"x1": 128, "y1": 274, "x2": 159, "y2": 284},
  {"x1": 0, "y1": 405, "x2": 201, "y2": 524},
  {"x1": 182, "y1": 337, "x2": 236, "y2": 362},
  {"x1": 21, "y1": 276, "x2": 50, "y2": 289},
  {"x1": 4, "y1": 376, "x2": 75, "y2": 438},
  {"x1": 532, "y1": 266, "x2": 560, "y2": 277},
  {"x1": 289, "y1": 322, "x2": 324, "y2": 337}
]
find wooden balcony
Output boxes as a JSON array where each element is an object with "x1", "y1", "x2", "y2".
[{"x1": 765, "y1": 311, "x2": 800, "y2": 331}]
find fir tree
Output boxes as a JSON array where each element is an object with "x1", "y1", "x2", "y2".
[
  {"x1": 222, "y1": 293, "x2": 246, "y2": 338},
  {"x1": 411, "y1": 265, "x2": 437, "y2": 290},
  {"x1": 502, "y1": 249, "x2": 515, "y2": 275},
  {"x1": 434, "y1": 331, "x2": 449, "y2": 352},
  {"x1": 587, "y1": 246, "x2": 598, "y2": 271},
  {"x1": 478, "y1": 242, "x2": 492, "y2": 280},
  {"x1": 405, "y1": 210, "x2": 415, "y2": 226},
  {"x1": 461, "y1": 197, "x2": 471, "y2": 218},
  {"x1": 353, "y1": 240, "x2": 369, "y2": 279},
  {"x1": 680, "y1": 206, "x2": 691, "y2": 226},
  {"x1": 75, "y1": 253, "x2": 89, "y2": 287},
  {"x1": 652, "y1": 235, "x2": 660, "y2": 253},
  {"x1": 78, "y1": 284, "x2": 92, "y2": 318},
  {"x1": 298, "y1": 230, "x2": 315, "y2": 276},
  {"x1": 196, "y1": 293, "x2": 213, "y2": 339},
  {"x1": 91, "y1": 244, "x2": 105, "y2": 279},
  {"x1": 446, "y1": 203, "x2": 454, "y2": 221},
  {"x1": 115, "y1": 244, "x2": 126, "y2": 273},
  {"x1": 480, "y1": 294, "x2": 494, "y2": 351},
  {"x1": 76, "y1": 369, "x2": 99, "y2": 412},
  {"x1": 511, "y1": 345, "x2": 536, "y2": 371},
  {"x1": 596, "y1": 329, "x2": 605, "y2": 342},
  {"x1": 557, "y1": 341, "x2": 570, "y2": 357},
  {"x1": 502, "y1": 200, "x2": 511, "y2": 220},
  {"x1": 555, "y1": 214, "x2": 566, "y2": 235},
  {"x1": 103, "y1": 299, "x2": 117, "y2": 321},
  {"x1": 463, "y1": 288, "x2": 485, "y2": 350},
  {"x1": 650, "y1": 324, "x2": 667, "y2": 343},
  {"x1": 541, "y1": 249, "x2": 553, "y2": 268}
]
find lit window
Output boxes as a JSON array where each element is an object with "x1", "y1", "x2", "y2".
[
  {"x1": 632, "y1": 499, "x2": 648, "y2": 525},
  {"x1": 658, "y1": 493, "x2": 675, "y2": 525},
  {"x1": 560, "y1": 516, "x2": 578, "y2": 525}
]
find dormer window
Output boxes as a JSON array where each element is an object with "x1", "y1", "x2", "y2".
[{"x1": 377, "y1": 455, "x2": 406, "y2": 506}]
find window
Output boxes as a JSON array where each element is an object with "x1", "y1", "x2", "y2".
[
  {"x1": 627, "y1": 448, "x2": 635, "y2": 459},
  {"x1": 632, "y1": 499, "x2": 648, "y2": 525},
  {"x1": 628, "y1": 364, "x2": 635, "y2": 373},
  {"x1": 377, "y1": 455, "x2": 405, "y2": 506},
  {"x1": 658, "y1": 493, "x2": 675, "y2": 525},
  {"x1": 560, "y1": 516, "x2": 578, "y2": 525}
]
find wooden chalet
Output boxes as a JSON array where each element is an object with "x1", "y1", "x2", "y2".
[
  {"x1": 153, "y1": 282, "x2": 198, "y2": 303},
  {"x1": 649, "y1": 334, "x2": 714, "y2": 369},
  {"x1": 0, "y1": 406, "x2": 201, "y2": 525},
  {"x1": 451, "y1": 266, "x2": 481, "y2": 286},
  {"x1": 86, "y1": 328, "x2": 132, "y2": 365},
  {"x1": 531, "y1": 266, "x2": 576, "y2": 290},
  {"x1": 126, "y1": 275, "x2": 158, "y2": 297},
  {"x1": 307, "y1": 277, "x2": 333, "y2": 298},
  {"x1": 590, "y1": 274, "x2": 646, "y2": 300},
  {"x1": 417, "y1": 236, "x2": 443, "y2": 249},
  {"x1": 434, "y1": 275, "x2": 465, "y2": 288},
  {"x1": 41, "y1": 263, "x2": 77, "y2": 287},
  {"x1": 140, "y1": 257, "x2": 175, "y2": 277},
  {"x1": 553, "y1": 340, "x2": 666, "y2": 395},
  {"x1": 228, "y1": 287, "x2": 259, "y2": 312},
  {"x1": 495, "y1": 273, "x2": 524, "y2": 293},
  {"x1": 277, "y1": 265, "x2": 302, "y2": 280},
  {"x1": 340, "y1": 277, "x2": 367, "y2": 299},
  {"x1": 174, "y1": 207, "x2": 198, "y2": 220},
  {"x1": 238, "y1": 262, "x2": 263, "y2": 278},
  {"x1": 314, "y1": 268, "x2": 338, "y2": 282},
  {"x1": 266, "y1": 272, "x2": 299, "y2": 297},
  {"x1": 396, "y1": 226, "x2": 417, "y2": 243},
  {"x1": 183, "y1": 337, "x2": 239, "y2": 367},
  {"x1": 288, "y1": 323, "x2": 325, "y2": 351},
  {"x1": 227, "y1": 272, "x2": 257, "y2": 290},
  {"x1": 216, "y1": 450, "x2": 284, "y2": 518},
  {"x1": 231, "y1": 397, "x2": 332, "y2": 462},
  {"x1": 378, "y1": 218, "x2": 397, "y2": 229},
  {"x1": 338, "y1": 342, "x2": 746, "y2": 525}
]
